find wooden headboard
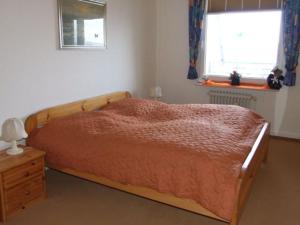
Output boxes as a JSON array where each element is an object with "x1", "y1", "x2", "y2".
[{"x1": 25, "y1": 91, "x2": 131, "y2": 135}]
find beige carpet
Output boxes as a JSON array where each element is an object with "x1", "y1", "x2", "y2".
[{"x1": 5, "y1": 138, "x2": 300, "y2": 225}]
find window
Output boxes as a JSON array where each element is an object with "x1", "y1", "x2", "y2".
[
  {"x1": 84, "y1": 19, "x2": 105, "y2": 46},
  {"x1": 204, "y1": 11, "x2": 282, "y2": 83}
]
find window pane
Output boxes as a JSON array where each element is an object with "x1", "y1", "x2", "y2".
[
  {"x1": 205, "y1": 11, "x2": 282, "y2": 79},
  {"x1": 84, "y1": 19, "x2": 105, "y2": 46}
]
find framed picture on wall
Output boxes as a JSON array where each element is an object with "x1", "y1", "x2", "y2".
[{"x1": 58, "y1": 0, "x2": 107, "y2": 49}]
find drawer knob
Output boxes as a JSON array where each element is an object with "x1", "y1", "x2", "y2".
[
  {"x1": 22, "y1": 206, "x2": 26, "y2": 210},
  {"x1": 25, "y1": 191, "x2": 31, "y2": 196},
  {"x1": 31, "y1": 162, "x2": 36, "y2": 166},
  {"x1": 25, "y1": 172, "x2": 30, "y2": 177}
]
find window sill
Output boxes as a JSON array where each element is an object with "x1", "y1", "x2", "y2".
[{"x1": 197, "y1": 80, "x2": 277, "y2": 92}]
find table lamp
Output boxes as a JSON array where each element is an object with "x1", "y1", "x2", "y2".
[{"x1": 0, "y1": 118, "x2": 28, "y2": 155}]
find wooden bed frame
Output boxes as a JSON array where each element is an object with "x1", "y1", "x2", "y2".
[{"x1": 25, "y1": 91, "x2": 270, "y2": 225}]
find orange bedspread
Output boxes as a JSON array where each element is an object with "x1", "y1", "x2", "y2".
[{"x1": 28, "y1": 98, "x2": 265, "y2": 220}]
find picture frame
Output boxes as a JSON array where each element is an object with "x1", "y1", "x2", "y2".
[{"x1": 58, "y1": 0, "x2": 107, "y2": 49}]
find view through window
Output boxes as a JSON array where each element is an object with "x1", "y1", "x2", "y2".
[{"x1": 205, "y1": 11, "x2": 282, "y2": 81}]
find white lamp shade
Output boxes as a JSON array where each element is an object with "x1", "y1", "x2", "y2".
[
  {"x1": 150, "y1": 86, "x2": 162, "y2": 98},
  {"x1": 1, "y1": 118, "x2": 28, "y2": 142}
]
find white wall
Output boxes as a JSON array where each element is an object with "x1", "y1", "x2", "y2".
[
  {"x1": 0, "y1": 0, "x2": 156, "y2": 148},
  {"x1": 156, "y1": 0, "x2": 300, "y2": 139}
]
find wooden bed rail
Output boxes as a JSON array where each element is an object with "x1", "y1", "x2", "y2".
[
  {"x1": 25, "y1": 91, "x2": 131, "y2": 135},
  {"x1": 231, "y1": 123, "x2": 270, "y2": 225},
  {"x1": 240, "y1": 123, "x2": 270, "y2": 179}
]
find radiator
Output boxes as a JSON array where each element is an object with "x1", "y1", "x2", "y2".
[{"x1": 208, "y1": 90, "x2": 256, "y2": 109}]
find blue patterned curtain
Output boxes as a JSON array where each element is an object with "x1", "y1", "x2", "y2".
[
  {"x1": 283, "y1": 0, "x2": 300, "y2": 86},
  {"x1": 187, "y1": 0, "x2": 206, "y2": 80}
]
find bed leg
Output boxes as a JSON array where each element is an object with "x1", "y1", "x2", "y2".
[
  {"x1": 230, "y1": 206, "x2": 240, "y2": 225},
  {"x1": 230, "y1": 216, "x2": 239, "y2": 225}
]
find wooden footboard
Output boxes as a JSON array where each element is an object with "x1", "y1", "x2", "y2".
[
  {"x1": 231, "y1": 123, "x2": 270, "y2": 225},
  {"x1": 25, "y1": 91, "x2": 270, "y2": 225}
]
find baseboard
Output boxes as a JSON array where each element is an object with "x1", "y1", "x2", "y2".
[{"x1": 270, "y1": 131, "x2": 300, "y2": 142}]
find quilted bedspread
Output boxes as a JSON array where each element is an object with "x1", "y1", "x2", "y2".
[{"x1": 28, "y1": 98, "x2": 265, "y2": 220}]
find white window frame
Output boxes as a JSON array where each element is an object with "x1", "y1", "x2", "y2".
[{"x1": 202, "y1": 10, "x2": 282, "y2": 84}]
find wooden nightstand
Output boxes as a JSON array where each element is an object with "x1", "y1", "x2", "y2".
[{"x1": 0, "y1": 147, "x2": 46, "y2": 222}]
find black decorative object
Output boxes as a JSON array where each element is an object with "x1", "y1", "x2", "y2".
[
  {"x1": 267, "y1": 67, "x2": 284, "y2": 90},
  {"x1": 229, "y1": 71, "x2": 241, "y2": 85}
]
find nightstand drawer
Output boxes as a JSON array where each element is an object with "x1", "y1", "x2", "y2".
[
  {"x1": 3, "y1": 158, "x2": 44, "y2": 189},
  {"x1": 5, "y1": 176, "x2": 44, "y2": 216}
]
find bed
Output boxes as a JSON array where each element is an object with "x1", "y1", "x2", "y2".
[{"x1": 25, "y1": 91, "x2": 270, "y2": 225}]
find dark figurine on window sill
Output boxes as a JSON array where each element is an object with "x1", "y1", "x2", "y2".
[
  {"x1": 267, "y1": 67, "x2": 284, "y2": 90},
  {"x1": 229, "y1": 71, "x2": 241, "y2": 85}
]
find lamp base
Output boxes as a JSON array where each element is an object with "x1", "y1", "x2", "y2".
[
  {"x1": 6, "y1": 147, "x2": 24, "y2": 156},
  {"x1": 6, "y1": 141, "x2": 24, "y2": 156}
]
